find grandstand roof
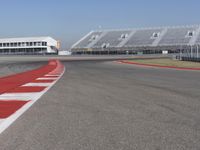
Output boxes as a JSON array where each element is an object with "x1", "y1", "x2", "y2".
[{"x1": 0, "y1": 37, "x2": 54, "y2": 43}]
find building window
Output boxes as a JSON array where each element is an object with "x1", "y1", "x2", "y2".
[
  {"x1": 42, "y1": 42, "x2": 47, "y2": 46},
  {"x1": 0, "y1": 43, "x2": 2, "y2": 47},
  {"x1": 37, "y1": 42, "x2": 42, "y2": 46}
]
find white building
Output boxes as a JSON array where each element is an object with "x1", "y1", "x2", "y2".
[
  {"x1": 0, "y1": 37, "x2": 60, "y2": 55},
  {"x1": 58, "y1": 50, "x2": 72, "y2": 55}
]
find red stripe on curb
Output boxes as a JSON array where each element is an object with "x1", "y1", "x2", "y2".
[
  {"x1": 7, "y1": 86, "x2": 47, "y2": 93},
  {"x1": 0, "y1": 59, "x2": 65, "y2": 134},
  {"x1": 0, "y1": 60, "x2": 62, "y2": 94},
  {"x1": 0, "y1": 100, "x2": 30, "y2": 118},
  {"x1": 48, "y1": 61, "x2": 64, "y2": 75},
  {"x1": 118, "y1": 60, "x2": 200, "y2": 71}
]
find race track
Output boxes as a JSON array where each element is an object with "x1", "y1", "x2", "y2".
[{"x1": 0, "y1": 60, "x2": 200, "y2": 150}]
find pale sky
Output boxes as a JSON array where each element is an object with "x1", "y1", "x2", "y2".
[{"x1": 0, "y1": 0, "x2": 199, "y2": 49}]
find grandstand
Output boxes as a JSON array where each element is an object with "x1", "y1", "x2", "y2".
[{"x1": 71, "y1": 25, "x2": 200, "y2": 56}]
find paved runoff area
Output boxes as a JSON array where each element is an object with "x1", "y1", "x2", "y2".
[{"x1": 0, "y1": 58, "x2": 200, "y2": 150}]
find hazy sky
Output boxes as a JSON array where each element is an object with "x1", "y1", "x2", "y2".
[{"x1": 0, "y1": 0, "x2": 199, "y2": 49}]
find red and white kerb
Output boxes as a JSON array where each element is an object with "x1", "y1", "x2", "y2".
[{"x1": 0, "y1": 60, "x2": 65, "y2": 134}]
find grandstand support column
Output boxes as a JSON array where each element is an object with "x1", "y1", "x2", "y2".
[
  {"x1": 197, "y1": 45, "x2": 199, "y2": 58},
  {"x1": 191, "y1": 45, "x2": 193, "y2": 58},
  {"x1": 179, "y1": 45, "x2": 182, "y2": 59}
]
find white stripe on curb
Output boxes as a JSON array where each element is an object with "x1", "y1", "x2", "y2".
[
  {"x1": 0, "y1": 93, "x2": 42, "y2": 101},
  {"x1": 36, "y1": 77, "x2": 58, "y2": 80},
  {"x1": 45, "y1": 75, "x2": 59, "y2": 77},
  {"x1": 22, "y1": 83, "x2": 52, "y2": 87},
  {"x1": 0, "y1": 120, "x2": 4, "y2": 124}
]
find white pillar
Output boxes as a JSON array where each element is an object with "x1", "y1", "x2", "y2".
[{"x1": 191, "y1": 45, "x2": 193, "y2": 58}]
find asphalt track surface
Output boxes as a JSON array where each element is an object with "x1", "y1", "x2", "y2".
[{"x1": 0, "y1": 59, "x2": 200, "y2": 150}]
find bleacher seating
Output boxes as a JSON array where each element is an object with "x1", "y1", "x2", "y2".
[
  {"x1": 196, "y1": 30, "x2": 200, "y2": 45},
  {"x1": 124, "y1": 29, "x2": 163, "y2": 47},
  {"x1": 93, "y1": 30, "x2": 132, "y2": 48},
  {"x1": 74, "y1": 31, "x2": 103, "y2": 48},
  {"x1": 71, "y1": 25, "x2": 200, "y2": 53},
  {"x1": 158, "y1": 27, "x2": 198, "y2": 45}
]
